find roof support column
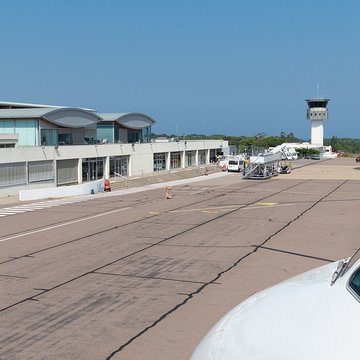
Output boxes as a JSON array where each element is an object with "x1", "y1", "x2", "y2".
[
  {"x1": 104, "y1": 156, "x2": 110, "y2": 180},
  {"x1": 128, "y1": 155, "x2": 132, "y2": 177},
  {"x1": 166, "y1": 152, "x2": 171, "y2": 171},
  {"x1": 53, "y1": 160, "x2": 57, "y2": 186},
  {"x1": 206, "y1": 149, "x2": 210, "y2": 164},
  {"x1": 78, "y1": 159, "x2": 83, "y2": 184},
  {"x1": 181, "y1": 150, "x2": 186, "y2": 168},
  {"x1": 25, "y1": 161, "x2": 29, "y2": 186}
]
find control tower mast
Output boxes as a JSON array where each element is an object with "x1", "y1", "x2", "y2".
[{"x1": 305, "y1": 97, "x2": 330, "y2": 146}]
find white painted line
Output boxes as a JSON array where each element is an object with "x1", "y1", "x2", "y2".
[
  {"x1": 0, "y1": 199, "x2": 86, "y2": 218},
  {"x1": 0, "y1": 207, "x2": 130, "y2": 244},
  {"x1": 14, "y1": 206, "x2": 46, "y2": 209}
]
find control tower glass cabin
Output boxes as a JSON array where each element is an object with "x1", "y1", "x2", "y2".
[{"x1": 305, "y1": 98, "x2": 330, "y2": 146}]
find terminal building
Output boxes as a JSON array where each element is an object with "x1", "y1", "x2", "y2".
[{"x1": 0, "y1": 101, "x2": 228, "y2": 196}]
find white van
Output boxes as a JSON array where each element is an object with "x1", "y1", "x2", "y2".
[{"x1": 227, "y1": 159, "x2": 244, "y2": 172}]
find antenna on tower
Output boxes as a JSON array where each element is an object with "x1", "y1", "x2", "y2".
[{"x1": 317, "y1": 82, "x2": 319, "y2": 98}]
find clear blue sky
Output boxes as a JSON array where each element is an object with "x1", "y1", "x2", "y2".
[{"x1": 1, "y1": 0, "x2": 359, "y2": 139}]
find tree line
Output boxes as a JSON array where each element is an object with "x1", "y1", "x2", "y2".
[{"x1": 152, "y1": 132, "x2": 360, "y2": 156}]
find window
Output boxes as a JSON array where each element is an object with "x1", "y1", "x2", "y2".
[
  {"x1": 154, "y1": 153, "x2": 166, "y2": 171},
  {"x1": 110, "y1": 156, "x2": 128, "y2": 177},
  {"x1": 128, "y1": 129, "x2": 140, "y2": 143},
  {"x1": 349, "y1": 269, "x2": 360, "y2": 298},
  {"x1": 58, "y1": 133, "x2": 73, "y2": 145},
  {"x1": 185, "y1": 151, "x2": 196, "y2": 167},
  {"x1": 97, "y1": 123, "x2": 114, "y2": 144},
  {"x1": 198, "y1": 150, "x2": 207, "y2": 165},
  {"x1": 170, "y1": 152, "x2": 181, "y2": 169},
  {"x1": 0, "y1": 162, "x2": 26, "y2": 187},
  {"x1": 0, "y1": 144, "x2": 15, "y2": 148},
  {"x1": 57, "y1": 159, "x2": 78, "y2": 185},
  {"x1": 28, "y1": 161, "x2": 54, "y2": 184},
  {"x1": 82, "y1": 158, "x2": 105, "y2": 182},
  {"x1": 141, "y1": 127, "x2": 151, "y2": 143},
  {"x1": 41, "y1": 129, "x2": 58, "y2": 145}
]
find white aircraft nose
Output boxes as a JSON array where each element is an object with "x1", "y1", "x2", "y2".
[{"x1": 190, "y1": 329, "x2": 224, "y2": 360}]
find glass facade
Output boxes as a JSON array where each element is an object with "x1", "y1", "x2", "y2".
[
  {"x1": 185, "y1": 151, "x2": 196, "y2": 167},
  {"x1": 110, "y1": 156, "x2": 129, "y2": 178},
  {"x1": 141, "y1": 127, "x2": 151, "y2": 143},
  {"x1": 0, "y1": 119, "x2": 38, "y2": 146},
  {"x1": 41, "y1": 129, "x2": 58, "y2": 146},
  {"x1": 114, "y1": 124, "x2": 120, "y2": 143},
  {"x1": 198, "y1": 150, "x2": 207, "y2": 165},
  {"x1": 58, "y1": 133, "x2": 73, "y2": 145},
  {"x1": 154, "y1": 153, "x2": 167, "y2": 171},
  {"x1": 170, "y1": 152, "x2": 182, "y2": 169},
  {"x1": 97, "y1": 123, "x2": 114, "y2": 144},
  {"x1": 0, "y1": 119, "x2": 152, "y2": 146},
  {"x1": 82, "y1": 158, "x2": 105, "y2": 182},
  {"x1": 127, "y1": 127, "x2": 151, "y2": 143}
]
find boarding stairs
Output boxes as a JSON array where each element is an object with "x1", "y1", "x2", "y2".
[{"x1": 243, "y1": 152, "x2": 283, "y2": 179}]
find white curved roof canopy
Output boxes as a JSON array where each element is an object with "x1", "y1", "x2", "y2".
[
  {"x1": 0, "y1": 107, "x2": 102, "y2": 128},
  {"x1": 43, "y1": 108, "x2": 102, "y2": 128},
  {"x1": 98, "y1": 113, "x2": 156, "y2": 130}
]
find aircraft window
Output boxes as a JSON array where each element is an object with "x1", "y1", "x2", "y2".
[{"x1": 349, "y1": 269, "x2": 360, "y2": 297}]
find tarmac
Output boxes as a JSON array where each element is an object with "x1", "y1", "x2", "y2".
[{"x1": 0, "y1": 157, "x2": 360, "y2": 359}]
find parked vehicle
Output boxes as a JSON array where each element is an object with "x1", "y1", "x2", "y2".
[
  {"x1": 227, "y1": 159, "x2": 244, "y2": 172},
  {"x1": 279, "y1": 162, "x2": 292, "y2": 174}
]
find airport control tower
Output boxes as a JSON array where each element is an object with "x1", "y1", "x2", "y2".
[{"x1": 305, "y1": 97, "x2": 330, "y2": 146}]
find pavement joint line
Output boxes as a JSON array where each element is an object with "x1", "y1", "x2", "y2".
[
  {"x1": 9, "y1": 255, "x2": 34, "y2": 259},
  {"x1": 144, "y1": 242, "x2": 252, "y2": 248},
  {"x1": 254, "y1": 245, "x2": 335, "y2": 263},
  {"x1": 0, "y1": 274, "x2": 28, "y2": 279},
  {"x1": 0, "y1": 207, "x2": 130, "y2": 244}
]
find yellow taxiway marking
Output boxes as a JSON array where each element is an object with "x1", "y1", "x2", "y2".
[
  {"x1": 251, "y1": 188, "x2": 326, "y2": 196},
  {"x1": 170, "y1": 205, "x2": 242, "y2": 213},
  {"x1": 161, "y1": 202, "x2": 293, "y2": 215}
]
